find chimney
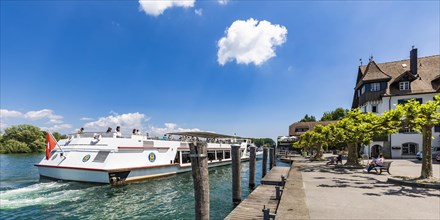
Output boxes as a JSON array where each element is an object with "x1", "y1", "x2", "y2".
[{"x1": 410, "y1": 47, "x2": 418, "y2": 75}]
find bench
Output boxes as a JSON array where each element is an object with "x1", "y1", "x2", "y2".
[
  {"x1": 373, "y1": 161, "x2": 392, "y2": 175},
  {"x1": 326, "y1": 155, "x2": 342, "y2": 165}
]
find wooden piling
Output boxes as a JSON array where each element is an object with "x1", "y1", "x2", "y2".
[
  {"x1": 262, "y1": 148, "x2": 268, "y2": 177},
  {"x1": 231, "y1": 144, "x2": 241, "y2": 204},
  {"x1": 269, "y1": 148, "x2": 274, "y2": 169},
  {"x1": 189, "y1": 142, "x2": 210, "y2": 220},
  {"x1": 249, "y1": 146, "x2": 256, "y2": 188}
]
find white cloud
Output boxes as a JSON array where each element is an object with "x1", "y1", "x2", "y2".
[
  {"x1": 218, "y1": 0, "x2": 229, "y2": 5},
  {"x1": 0, "y1": 109, "x2": 23, "y2": 118},
  {"x1": 139, "y1": 0, "x2": 195, "y2": 16},
  {"x1": 80, "y1": 117, "x2": 94, "y2": 121},
  {"x1": 24, "y1": 109, "x2": 63, "y2": 124},
  {"x1": 49, "y1": 124, "x2": 73, "y2": 132},
  {"x1": 83, "y1": 112, "x2": 150, "y2": 134},
  {"x1": 147, "y1": 123, "x2": 201, "y2": 137},
  {"x1": 195, "y1": 8, "x2": 203, "y2": 16},
  {"x1": 0, "y1": 108, "x2": 70, "y2": 132},
  {"x1": 217, "y1": 18, "x2": 287, "y2": 66}
]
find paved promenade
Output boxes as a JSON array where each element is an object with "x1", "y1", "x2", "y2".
[{"x1": 278, "y1": 157, "x2": 440, "y2": 219}]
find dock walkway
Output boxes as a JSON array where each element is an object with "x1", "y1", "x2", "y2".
[
  {"x1": 261, "y1": 167, "x2": 290, "y2": 185},
  {"x1": 224, "y1": 185, "x2": 278, "y2": 220},
  {"x1": 225, "y1": 166, "x2": 291, "y2": 219}
]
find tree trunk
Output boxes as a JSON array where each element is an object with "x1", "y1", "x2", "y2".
[
  {"x1": 346, "y1": 143, "x2": 360, "y2": 166},
  {"x1": 420, "y1": 127, "x2": 433, "y2": 179},
  {"x1": 314, "y1": 146, "x2": 323, "y2": 160}
]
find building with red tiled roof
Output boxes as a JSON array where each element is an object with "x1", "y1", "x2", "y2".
[{"x1": 352, "y1": 47, "x2": 440, "y2": 159}]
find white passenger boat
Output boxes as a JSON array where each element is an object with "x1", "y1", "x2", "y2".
[{"x1": 35, "y1": 131, "x2": 257, "y2": 184}]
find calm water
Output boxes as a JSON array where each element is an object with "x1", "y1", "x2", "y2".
[{"x1": 0, "y1": 154, "x2": 289, "y2": 219}]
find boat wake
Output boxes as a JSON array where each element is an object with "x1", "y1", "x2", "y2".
[{"x1": 0, "y1": 182, "x2": 84, "y2": 209}]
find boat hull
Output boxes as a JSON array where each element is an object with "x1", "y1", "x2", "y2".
[{"x1": 36, "y1": 158, "x2": 248, "y2": 184}]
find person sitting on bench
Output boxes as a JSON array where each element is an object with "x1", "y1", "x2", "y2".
[
  {"x1": 336, "y1": 154, "x2": 342, "y2": 164},
  {"x1": 364, "y1": 154, "x2": 384, "y2": 173}
]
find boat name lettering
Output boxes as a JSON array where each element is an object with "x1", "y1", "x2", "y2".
[{"x1": 148, "y1": 153, "x2": 156, "y2": 162}]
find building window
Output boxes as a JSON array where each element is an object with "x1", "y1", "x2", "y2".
[
  {"x1": 295, "y1": 127, "x2": 309, "y2": 132},
  {"x1": 371, "y1": 83, "x2": 380, "y2": 91},
  {"x1": 372, "y1": 105, "x2": 378, "y2": 113},
  {"x1": 399, "y1": 81, "x2": 410, "y2": 90},
  {"x1": 399, "y1": 128, "x2": 416, "y2": 133},
  {"x1": 397, "y1": 98, "x2": 422, "y2": 105},
  {"x1": 402, "y1": 143, "x2": 418, "y2": 155},
  {"x1": 363, "y1": 106, "x2": 367, "y2": 113},
  {"x1": 361, "y1": 86, "x2": 365, "y2": 94},
  {"x1": 434, "y1": 125, "x2": 440, "y2": 133}
]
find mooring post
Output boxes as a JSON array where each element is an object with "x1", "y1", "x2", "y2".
[
  {"x1": 262, "y1": 205, "x2": 276, "y2": 220},
  {"x1": 269, "y1": 147, "x2": 274, "y2": 170},
  {"x1": 189, "y1": 142, "x2": 210, "y2": 220},
  {"x1": 231, "y1": 144, "x2": 241, "y2": 204},
  {"x1": 249, "y1": 146, "x2": 256, "y2": 188},
  {"x1": 275, "y1": 185, "x2": 281, "y2": 200},
  {"x1": 262, "y1": 148, "x2": 268, "y2": 177}
]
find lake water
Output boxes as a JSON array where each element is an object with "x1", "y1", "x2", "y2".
[{"x1": 0, "y1": 154, "x2": 289, "y2": 219}]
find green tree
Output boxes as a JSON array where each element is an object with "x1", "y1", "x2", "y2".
[
  {"x1": 52, "y1": 132, "x2": 67, "y2": 141},
  {"x1": 337, "y1": 108, "x2": 402, "y2": 166},
  {"x1": 297, "y1": 130, "x2": 313, "y2": 155},
  {"x1": 0, "y1": 124, "x2": 46, "y2": 154},
  {"x1": 321, "y1": 108, "x2": 349, "y2": 121},
  {"x1": 337, "y1": 109, "x2": 384, "y2": 166},
  {"x1": 320, "y1": 123, "x2": 345, "y2": 151},
  {"x1": 397, "y1": 95, "x2": 440, "y2": 179},
  {"x1": 300, "y1": 114, "x2": 316, "y2": 122},
  {"x1": 252, "y1": 138, "x2": 275, "y2": 147}
]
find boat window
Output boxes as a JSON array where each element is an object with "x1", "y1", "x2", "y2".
[
  {"x1": 93, "y1": 151, "x2": 110, "y2": 163},
  {"x1": 225, "y1": 150, "x2": 231, "y2": 159},
  {"x1": 181, "y1": 151, "x2": 191, "y2": 164},
  {"x1": 174, "y1": 151, "x2": 180, "y2": 164},
  {"x1": 208, "y1": 151, "x2": 216, "y2": 161},
  {"x1": 143, "y1": 141, "x2": 154, "y2": 147},
  {"x1": 216, "y1": 150, "x2": 223, "y2": 161}
]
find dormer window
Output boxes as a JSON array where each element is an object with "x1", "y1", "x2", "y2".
[
  {"x1": 371, "y1": 83, "x2": 380, "y2": 91},
  {"x1": 399, "y1": 81, "x2": 409, "y2": 90}
]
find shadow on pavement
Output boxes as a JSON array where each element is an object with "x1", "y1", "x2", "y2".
[{"x1": 298, "y1": 163, "x2": 440, "y2": 198}]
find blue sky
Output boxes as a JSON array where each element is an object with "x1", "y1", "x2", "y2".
[{"x1": 1, "y1": 1, "x2": 439, "y2": 140}]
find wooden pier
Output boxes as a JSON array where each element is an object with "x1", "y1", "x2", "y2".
[
  {"x1": 225, "y1": 166, "x2": 291, "y2": 219},
  {"x1": 224, "y1": 185, "x2": 279, "y2": 220},
  {"x1": 261, "y1": 167, "x2": 290, "y2": 185}
]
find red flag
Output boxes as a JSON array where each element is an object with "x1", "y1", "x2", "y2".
[{"x1": 46, "y1": 132, "x2": 57, "y2": 160}]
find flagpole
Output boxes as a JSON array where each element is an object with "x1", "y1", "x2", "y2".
[{"x1": 47, "y1": 129, "x2": 65, "y2": 155}]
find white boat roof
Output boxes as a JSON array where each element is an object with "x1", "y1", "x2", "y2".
[{"x1": 166, "y1": 131, "x2": 243, "y2": 139}]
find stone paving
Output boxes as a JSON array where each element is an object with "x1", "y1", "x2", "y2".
[{"x1": 297, "y1": 158, "x2": 440, "y2": 219}]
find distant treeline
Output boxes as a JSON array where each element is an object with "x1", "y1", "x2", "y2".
[
  {"x1": 0, "y1": 124, "x2": 66, "y2": 154},
  {"x1": 250, "y1": 138, "x2": 275, "y2": 147},
  {"x1": 299, "y1": 107, "x2": 349, "y2": 122}
]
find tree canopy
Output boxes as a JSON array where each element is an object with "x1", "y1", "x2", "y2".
[
  {"x1": 320, "y1": 108, "x2": 349, "y2": 121},
  {"x1": 299, "y1": 114, "x2": 316, "y2": 122},
  {"x1": 0, "y1": 124, "x2": 66, "y2": 154},
  {"x1": 0, "y1": 124, "x2": 46, "y2": 153},
  {"x1": 251, "y1": 138, "x2": 275, "y2": 147}
]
